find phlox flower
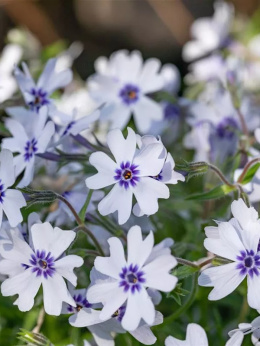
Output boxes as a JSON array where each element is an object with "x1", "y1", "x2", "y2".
[
  {"x1": 182, "y1": 1, "x2": 233, "y2": 62},
  {"x1": 88, "y1": 50, "x2": 165, "y2": 133},
  {"x1": 165, "y1": 323, "x2": 244, "y2": 346},
  {"x1": 228, "y1": 316, "x2": 260, "y2": 345},
  {"x1": 2, "y1": 106, "x2": 55, "y2": 187},
  {"x1": 0, "y1": 222, "x2": 83, "y2": 315},
  {"x1": 85, "y1": 127, "x2": 169, "y2": 225},
  {"x1": 199, "y1": 199, "x2": 260, "y2": 309},
  {"x1": 0, "y1": 149, "x2": 26, "y2": 227},
  {"x1": 184, "y1": 89, "x2": 260, "y2": 162},
  {"x1": 65, "y1": 282, "x2": 163, "y2": 346},
  {"x1": 86, "y1": 225, "x2": 177, "y2": 331},
  {"x1": 14, "y1": 58, "x2": 72, "y2": 113}
]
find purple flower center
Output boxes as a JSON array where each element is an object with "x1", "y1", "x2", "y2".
[
  {"x1": 62, "y1": 121, "x2": 76, "y2": 136},
  {"x1": 22, "y1": 250, "x2": 56, "y2": 279},
  {"x1": 112, "y1": 306, "x2": 126, "y2": 322},
  {"x1": 0, "y1": 180, "x2": 6, "y2": 204},
  {"x1": 216, "y1": 117, "x2": 238, "y2": 139},
  {"x1": 114, "y1": 161, "x2": 140, "y2": 189},
  {"x1": 119, "y1": 84, "x2": 140, "y2": 105},
  {"x1": 119, "y1": 264, "x2": 146, "y2": 294},
  {"x1": 29, "y1": 87, "x2": 50, "y2": 112},
  {"x1": 236, "y1": 250, "x2": 260, "y2": 278},
  {"x1": 67, "y1": 293, "x2": 92, "y2": 313},
  {"x1": 24, "y1": 138, "x2": 38, "y2": 162}
]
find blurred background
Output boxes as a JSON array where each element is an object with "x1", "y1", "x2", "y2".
[{"x1": 0, "y1": 0, "x2": 259, "y2": 78}]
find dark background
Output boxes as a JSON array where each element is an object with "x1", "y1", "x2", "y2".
[{"x1": 0, "y1": 0, "x2": 259, "y2": 78}]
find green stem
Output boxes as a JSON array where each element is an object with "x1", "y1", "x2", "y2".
[
  {"x1": 75, "y1": 225, "x2": 105, "y2": 257},
  {"x1": 176, "y1": 257, "x2": 199, "y2": 268},
  {"x1": 56, "y1": 193, "x2": 83, "y2": 226},
  {"x1": 163, "y1": 272, "x2": 199, "y2": 325}
]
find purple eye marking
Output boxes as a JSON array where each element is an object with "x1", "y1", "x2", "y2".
[
  {"x1": 24, "y1": 138, "x2": 38, "y2": 162},
  {"x1": 22, "y1": 250, "x2": 55, "y2": 279},
  {"x1": 216, "y1": 117, "x2": 238, "y2": 139},
  {"x1": 236, "y1": 250, "x2": 260, "y2": 278},
  {"x1": 67, "y1": 293, "x2": 92, "y2": 313},
  {"x1": 119, "y1": 264, "x2": 146, "y2": 294},
  {"x1": 114, "y1": 161, "x2": 140, "y2": 189},
  {"x1": 119, "y1": 84, "x2": 140, "y2": 105},
  {"x1": 62, "y1": 121, "x2": 76, "y2": 136},
  {"x1": 29, "y1": 88, "x2": 50, "y2": 112},
  {"x1": 112, "y1": 305, "x2": 126, "y2": 322},
  {"x1": 0, "y1": 180, "x2": 5, "y2": 203}
]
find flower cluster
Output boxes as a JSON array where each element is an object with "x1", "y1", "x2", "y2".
[{"x1": 2, "y1": 1, "x2": 260, "y2": 345}]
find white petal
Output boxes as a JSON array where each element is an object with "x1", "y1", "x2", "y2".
[
  {"x1": 107, "y1": 127, "x2": 136, "y2": 165},
  {"x1": 133, "y1": 96, "x2": 163, "y2": 133},
  {"x1": 69, "y1": 307, "x2": 105, "y2": 327},
  {"x1": 4, "y1": 118, "x2": 28, "y2": 147},
  {"x1": 30, "y1": 223, "x2": 76, "y2": 259},
  {"x1": 134, "y1": 178, "x2": 169, "y2": 216},
  {"x1": 198, "y1": 263, "x2": 245, "y2": 300},
  {"x1": 127, "y1": 226, "x2": 154, "y2": 267},
  {"x1": 134, "y1": 142, "x2": 165, "y2": 177},
  {"x1": 0, "y1": 230, "x2": 32, "y2": 264},
  {"x1": 225, "y1": 331, "x2": 244, "y2": 346},
  {"x1": 42, "y1": 274, "x2": 75, "y2": 315},
  {"x1": 37, "y1": 121, "x2": 55, "y2": 153},
  {"x1": 55, "y1": 255, "x2": 83, "y2": 285},
  {"x1": 186, "y1": 323, "x2": 208, "y2": 346},
  {"x1": 94, "y1": 237, "x2": 126, "y2": 279},
  {"x1": 86, "y1": 152, "x2": 117, "y2": 189},
  {"x1": 108, "y1": 102, "x2": 132, "y2": 131},
  {"x1": 2, "y1": 189, "x2": 26, "y2": 227},
  {"x1": 0, "y1": 149, "x2": 15, "y2": 188},
  {"x1": 130, "y1": 311, "x2": 163, "y2": 345},
  {"x1": 89, "y1": 284, "x2": 126, "y2": 321},
  {"x1": 143, "y1": 255, "x2": 178, "y2": 292},
  {"x1": 88, "y1": 324, "x2": 115, "y2": 346},
  {"x1": 98, "y1": 184, "x2": 133, "y2": 225},
  {"x1": 1, "y1": 270, "x2": 41, "y2": 311},
  {"x1": 138, "y1": 58, "x2": 163, "y2": 93},
  {"x1": 17, "y1": 157, "x2": 35, "y2": 188},
  {"x1": 122, "y1": 288, "x2": 155, "y2": 331},
  {"x1": 69, "y1": 110, "x2": 100, "y2": 135},
  {"x1": 165, "y1": 335, "x2": 184, "y2": 346}
]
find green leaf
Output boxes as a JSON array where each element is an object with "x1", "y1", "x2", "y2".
[
  {"x1": 167, "y1": 283, "x2": 190, "y2": 306},
  {"x1": 239, "y1": 163, "x2": 260, "y2": 185},
  {"x1": 173, "y1": 265, "x2": 199, "y2": 280},
  {"x1": 186, "y1": 184, "x2": 236, "y2": 201}
]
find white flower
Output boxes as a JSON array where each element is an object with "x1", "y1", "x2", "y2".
[
  {"x1": 0, "y1": 44, "x2": 22, "y2": 103},
  {"x1": 85, "y1": 127, "x2": 169, "y2": 225},
  {"x1": 182, "y1": 1, "x2": 233, "y2": 62},
  {"x1": 0, "y1": 222, "x2": 83, "y2": 315},
  {"x1": 14, "y1": 58, "x2": 72, "y2": 113},
  {"x1": 88, "y1": 50, "x2": 164, "y2": 133},
  {"x1": 56, "y1": 108, "x2": 100, "y2": 138},
  {"x1": 2, "y1": 106, "x2": 55, "y2": 187},
  {"x1": 65, "y1": 283, "x2": 163, "y2": 346},
  {"x1": 199, "y1": 199, "x2": 260, "y2": 309},
  {"x1": 86, "y1": 225, "x2": 177, "y2": 331},
  {"x1": 184, "y1": 89, "x2": 260, "y2": 162},
  {"x1": 165, "y1": 323, "x2": 208, "y2": 346},
  {"x1": 228, "y1": 316, "x2": 260, "y2": 346},
  {"x1": 0, "y1": 149, "x2": 26, "y2": 227},
  {"x1": 133, "y1": 135, "x2": 184, "y2": 217}
]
